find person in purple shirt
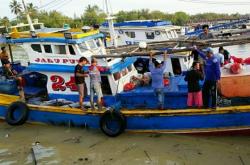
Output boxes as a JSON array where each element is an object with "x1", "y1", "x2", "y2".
[
  {"x1": 149, "y1": 51, "x2": 168, "y2": 109},
  {"x1": 195, "y1": 47, "x2": 221, "y2": 109}
]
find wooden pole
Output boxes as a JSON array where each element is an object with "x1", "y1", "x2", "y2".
[
  {"x1": 94, "y1": 38, "x2": 250, "y2": 59},
  {"x1": 8, "y1": 44, "x2": 13, "y2": 63}
]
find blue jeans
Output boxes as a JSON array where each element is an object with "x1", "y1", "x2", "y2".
[{"x1": 154, "y1": 88, "x2": 164, "y2": 108}]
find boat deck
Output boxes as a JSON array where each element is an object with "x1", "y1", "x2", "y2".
[{"x1": 118, "y1": 76, "x2": 188, "y2": 109}]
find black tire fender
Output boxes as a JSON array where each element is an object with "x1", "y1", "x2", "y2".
[
  {"x1": 134, "y1": 58, "x2": 149, "y2": 74},
  {"x1": 99, "y1": 110, "x2": 126, "y2": 137},
  {"x1": 5, "y1": 101, "x2": 29, "y2": 126}
]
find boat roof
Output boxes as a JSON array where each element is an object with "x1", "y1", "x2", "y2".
[
  {"x1": 6, "y1": 28, "x2": 104, "y2": 44},
  {"x1": 102, "y1": 20, "x2": 172, "y2": 28}
]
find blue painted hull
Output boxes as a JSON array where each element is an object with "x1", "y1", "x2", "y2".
[{"x1": 1, "y1": 103, "x2": 250, "y2": 134}]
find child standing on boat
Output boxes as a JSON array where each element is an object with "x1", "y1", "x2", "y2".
[
  {"x1": 184, "y1": 62, "x2": 204, "y2": 108},
  {"x1": 74, "y1": 57, "x2": 89, "y2": 110},
  {"x1": 149, "y1": 51, "x2": 167, "y2": 109},
  {"x1": 89, "y1": 58, "x2": 106, "y2": 110}
]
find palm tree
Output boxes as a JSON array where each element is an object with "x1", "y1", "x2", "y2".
[
  {"x1": 9, "y1": 0, "x2": 22, "y2": 16},
  {"x1": 1, "y1": 17, "x2": 10, "y2": 26},
  {"x1": 27, "y1": 3, "x2": 38, "y2": 18}
]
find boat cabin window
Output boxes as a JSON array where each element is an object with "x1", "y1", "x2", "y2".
[
  {"x1": 95, "y1": 39, "x2": 101, "y2": 47},
  {"x1": 43, "y1": 45, "x2": 52, "y2": 53},
  {"x1": 113, "y1": 72, "x2": 121, "y2": 81},
  {"x1": 86, "y1": 40, "x2": 97, "y2": 49},
  {"x1": 78, "y1": 43, "x2": 88, "y2": 53},
  {"x1": 167, "y1": 32, "x2": 172, "y2": 38},
  {"x1": 170, "y1": 31, "x2": 175, "y2": 38},
  {"x1": 101, "y1": 76, "x2": 112, "y2": 95},
  {"x1": 127, "y1": 65, "x2": 133, "y2": 72},
  {"x1": 54, "y1": 45, "x2": 66, "y2": 54},
  {"x1": 121, "y1": 68, "x2": 128, "y2": 76},
  {"x1": 171, "y1": 58, "x2": 182, "y2": 75},
  {"x1": 31, "y1": 44, "x2": 42, "y2": 53},
  {"x1": 184, "y1": 57, "x2": 187, "y2": 62},
  {"x1": 145, "y1": 32, "x2": 155, "y2": 39},
  {"x1": 125, "y1": 31, "x2": 135, "y2": 38},
  {"x1": 68, "y1": 45, "x2": 75, "y2": 55}
]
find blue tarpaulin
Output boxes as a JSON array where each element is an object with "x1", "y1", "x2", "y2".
[{"x1": 0, "y1": 36, "x2": 6, "y2": 43}]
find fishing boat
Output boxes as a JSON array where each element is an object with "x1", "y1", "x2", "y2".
[
  {"x1": 1, "y1": 0, "x2": 250, "y2": 137},
  {"x1": 100, "y1": 20, "x2": 181, "y2": 46},
  {"x1": 100, "y1": 19, "x2": 188, "y2": 73},
  {"x1": 0, "y1": 26, "x2": 250, "y2": 137}
]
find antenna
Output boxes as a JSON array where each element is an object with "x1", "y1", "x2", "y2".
[
  {"x1": 104, "y1": 0, "x2": 118, "y2": 48},
  {"x1": 21, "y1": 0, "x2": 35, "y2": 32}
]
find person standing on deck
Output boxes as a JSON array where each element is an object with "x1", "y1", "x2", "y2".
[
  {"x1": 195, "y1": 47, "x2": 221, "y2": 109},
  {"x1": 219, "y1": 46, "x2": 230, "y2": 64},
  {"x1": 74, "y1": 57, "x2": 89, "y2": 110},
  {"x1": 198, "y1": 25, "x2": 214, "y2": 40},
  {"x1": 214, "y1": 51, "x2": 224, "y2": 67},
  {"x1": 0, "y1": 47, "x2": 9, "y2": 65},
  {"x1": 184, "y1": 62, "x2": 204, "y2": 108},
  {"x1": 89, "y1": 58, "x2": 106, "y2": 111},
  {"x1": 149, "y1": 51, "x2": 168, "y2": 109}
]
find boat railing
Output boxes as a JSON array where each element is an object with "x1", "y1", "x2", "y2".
[{"x1": 8, "y1": 27, "x2": 100, "y2": 40}]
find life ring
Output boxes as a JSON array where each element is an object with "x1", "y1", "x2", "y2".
[
  {"x1": 99, "y1": 110, "x2": 126, "y2": 137},
  {"x1": 5, "y1": 101, "x2": 29, "y2": 125},
  {"x1": 118, "y1": 30, "x2": 124, "y2": 34}
]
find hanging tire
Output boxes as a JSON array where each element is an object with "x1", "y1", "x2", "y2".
[
  {"x1": 99, "y1": 110, "x2": 126, "y2": 137},
  {"x1": 5, "y1": 101, "x2": 29, "y2": 126},
  {"x1": 134, "y1": 58, "x2": 149, "y2": 74}
]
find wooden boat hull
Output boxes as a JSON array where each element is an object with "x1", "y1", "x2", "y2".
[
  {"x1": 220, "y1": 75, "x2": 250, "y2": 98},
  {"x1": 0, "y1": 94, "x2": 250, "y2": 135}
]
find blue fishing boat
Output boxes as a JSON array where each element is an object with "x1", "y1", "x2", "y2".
[{"x1": 1, "y1": 16, "x2": 250, "y2": 137}]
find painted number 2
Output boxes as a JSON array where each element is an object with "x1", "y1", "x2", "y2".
[{"x1": 51, "y1": 75, "x2": 78, "y2": 91}]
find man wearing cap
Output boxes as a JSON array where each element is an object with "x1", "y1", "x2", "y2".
[
  {"x1": 0, "y1": 47, "x2": 9, "y2": 65},
  {"x1": 149, "y1": 51, "x2": 168, "y2": 109},
  {"x1": 74, "y1": 57, "x2": 89, "y2": 110},
  {"x1": 195, "y1": 47, "x2": 221, "y2": 109},
  {"x1": 89, "y1": 58, "x2": 106, "y2": 110}
]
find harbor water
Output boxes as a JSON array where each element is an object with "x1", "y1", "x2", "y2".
[{"x1": 0, "y1": 44, "x2": 249, "y2": 165}]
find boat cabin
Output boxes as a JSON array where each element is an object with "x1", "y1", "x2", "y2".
[
  {"x1": 3, "y1": 28, "x2": 137, "y2": 106},
  {"x1": 100, "y1": 20, "x2": 180, "y2": 46}
]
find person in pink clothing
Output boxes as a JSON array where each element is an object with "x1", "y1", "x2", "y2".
[{"x1": 184, "y1": 62, "x2": 204, "y2": 108}]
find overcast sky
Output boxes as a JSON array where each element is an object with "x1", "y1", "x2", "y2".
[{"x1": 1, "y1": 0, "x2": 250, "y2": 20}]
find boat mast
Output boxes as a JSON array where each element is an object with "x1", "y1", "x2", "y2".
[
  {"x1": 104, "y1": 0, "x2": 118, "y2": 48},
  {"x1": 21, "y1": 0, "x2": 35, "y2": 32}
]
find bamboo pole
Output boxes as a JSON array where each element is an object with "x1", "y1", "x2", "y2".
[{"x1": 94, "y1": 38, "x2": 250, "y2": 58}]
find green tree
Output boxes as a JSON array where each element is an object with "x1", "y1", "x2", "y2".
[
  {"x1": 37, "y1": 10, "x2": 73, "y2": 28},
  {"x1": 173, "y1": 12, "x2": 190, "y2": 26},
  {"x1": 27, "y1": 3, "x2": 38, "y2": 18},
  {"x1": 9, "y1": 0, "x2": 23, "y2": 17},
  {"x1": 82, "y1": 5, "x2": 106, "y2": 26},
  {"x1": 9, "y1": 0, "x2": 23, "y2": 23},
  {"x1": 150, "y1": 10, "x2": 166, "y2": 20}
]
